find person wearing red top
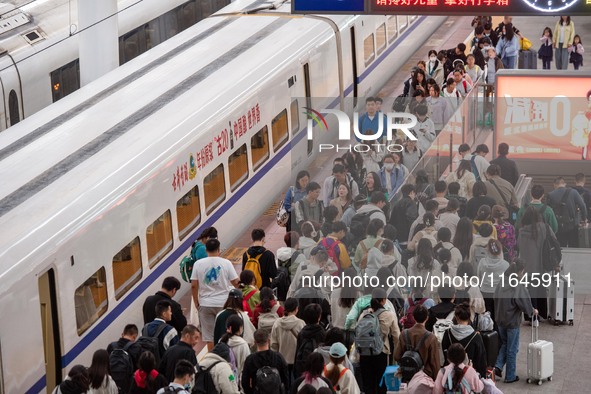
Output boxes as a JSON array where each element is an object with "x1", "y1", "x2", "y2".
[{"x1": 252, "y1": 287, "x2": 284, "y2": 328}]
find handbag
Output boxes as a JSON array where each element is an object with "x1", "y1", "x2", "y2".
[
  {"x1": 520, "y1": 37, "x2": 533, "y2": 51},
  {"x1": 276, "y1": 187, "x2": 294, "y2": 227}
]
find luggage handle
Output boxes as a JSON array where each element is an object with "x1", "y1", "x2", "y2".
[{"x1": 531, "y1": 315, "x2": 539, "y2": 342}]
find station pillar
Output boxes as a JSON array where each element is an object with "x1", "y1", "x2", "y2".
[{"x1": 78, "y1": 0, "x2": 118, "y2": 87}]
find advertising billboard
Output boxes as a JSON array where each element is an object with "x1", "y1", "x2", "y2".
[{"x1": 495, "y1": 72, "x2": 591, "y2": 161}]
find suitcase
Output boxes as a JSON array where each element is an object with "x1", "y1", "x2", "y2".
[
  {"x1": 548, "y1": 274, "x2": 575, "y2": 325},
  {"x1": 480, "y1": 330, "x2": 499, "y2": 367},
  {"x1": 527, "y1": 320, "x2": 553, "y2": 385},
  {"x1": 518, "y1": 49, "x2": 537, "y2": 69},
  {"x1": 578, "y1": 224, "x2": 591, "y2": 248}
]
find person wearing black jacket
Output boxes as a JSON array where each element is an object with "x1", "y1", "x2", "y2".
[
  {"x1": 107, "y1": 324, "x2": 143, "y2": 369},
  {"x1": 426, "y1": 285, "x2": 456, "y2": 332},
  {"x1": 294, "y1": 304, "x2": 327, "y2": 379},
  {"x1": 143, "y1": 277, "x2": 187, "y2": 333},
  {"x1": 389, "y1": 184, "x2": 418, "y2": 248},
  {"x1": 490, "y1": 143, "x2": 520, "y2": 186},
  {"x1": 242, "y1": 329, "x2": 289, "y2": 394},
  {"x1": 158, "y1": 324, "x2": 200, "y2": 382},
  {"x1": 441, "y1": 303, "x2": 488, "y2": 378},
  {"x1": 573, "y1": 173, "x2": 591, "y2": 219},
  {"x1": 242, "y1": 229, "x2": 278, "y2": 289}
]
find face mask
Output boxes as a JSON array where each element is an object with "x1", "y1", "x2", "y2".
[
  {"x1": 384, "y1": 163, "x2": 394, "y2": 171},
  {"x1": 430, "y1": 56, "x2": 437, "y2": 62}
]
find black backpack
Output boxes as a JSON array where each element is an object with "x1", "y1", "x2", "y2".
[
  {"x1": 294, "y1": 334, "x2": 319, "y2": 378},
  {"x1": 541, "y1": 224, "x2": 562, "y2": 272},
  {"x1": 272, "y1": 266, "x2": 291, "y2": 302},
  {"x1": 255, "y1": 366, "x2": 283, "y2": 394},
  {"x1": 350, "y1": 209, "x2": 380, "y2": 239},
  {"x1": 193, "y1": 361, "x2": 223, "y2": 394},
  {"x1": 137, "y1": 322, "x2": 168, "y2": 365},
  {"x1": 109, "y1": 342, "x2": 134, "y2": 394},
  {"x1": 399, "y1": 330, "x2": 431, "y2": 383},
  {"x1": 550, "y1": 188, "x2": 575, "y2": 233}
]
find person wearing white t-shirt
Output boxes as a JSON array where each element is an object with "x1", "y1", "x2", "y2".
[{"x1": 191, "y1": 238, "x2": 239, "y2": 351}]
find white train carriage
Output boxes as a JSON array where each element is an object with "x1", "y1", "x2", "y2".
[
  {"x1": 0, "y1": 2, "x2": 444, "y2": 392},
  {"x1": 0, "y1": 0, "x2": 230, "y2": 131}
]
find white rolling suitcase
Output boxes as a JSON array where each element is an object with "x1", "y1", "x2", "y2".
[
  {"x1": 548, "y1": 274, "x2": 574, "y2": 325},
  {"x1": 527, "y1": 319, "x2": 553, "y2": 385}
]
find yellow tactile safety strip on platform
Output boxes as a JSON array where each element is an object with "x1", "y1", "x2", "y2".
[
  {"x1": 221, "y1": 247, "x2": 248, "y2": 265},
  {"x1": 264, "y1": 201, "x2": 281, "y2": 216}
]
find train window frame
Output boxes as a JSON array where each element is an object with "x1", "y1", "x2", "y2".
[
  {"x1": 251, "y1": 126, "x2": 270, "y2": 171},
  {"x1": 290, "y1": 100, "x2": 300, "y2": 134},
  {"x1": 387, "y1": 16, "x2": 397, "y2": 43},
  {"x1": 75, "y1": 267, "x2": 108, "y2": 336},
  {"x1": 376, "y1": 23, "x2": 387, "y2": 56},
  {"x1": 178, "y1": 1, "x2": 198, "y2": 31},
  {"x1": 397, "y1": 16, "x2": 408, "y2": 33},
  {"x1": 8, "y1": 90, "x2": 19, "y2": 126},
  {"x1": 176, "y1": 185, "x2": 202, "y2": 240},
  {"x1": 228, "y1": 144, "x2": 249, "y2": 192},
  {"x1": 271, "y1": 109, "x2": 289, "y2": 151},
  {"x1": 204, "y1": 164, "x2": 226, "y2": 214},
  {"x1": 50, "y1": 59, "x2": 80, "y2": 103},
  {"x1": 146, "y1": 210, "x2": 173, "y2": 268},
  {"x1": 363, "y1": 33, "x2": 375, "y2": 66},
  {"x1": 112, "y1": 237, "x2": 143, "y2": 300}
]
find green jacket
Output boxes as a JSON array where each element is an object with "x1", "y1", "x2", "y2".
[{"x1": 516, "y1": 202, "x2": 558, "y2": 234}]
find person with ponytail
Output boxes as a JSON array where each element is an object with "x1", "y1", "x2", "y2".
[
  {"x1": 408, "y1": 212, "x2": 438, "y2": 251},
  {"x1": 87, "y1": 349, "x2": 118, "y2": 394},
  {"x1": 213, "y1": 288, "x2": 256, "y2": 346},
  {"x1": 452, "y1": 217, "x2": 473, "y2": 261},
  {"x1": 219, "y1": 314, "x2": 251, "y2": 388},
  {"x1": 408, "y1": 238, "x2": 442, "y2": 299},
  {"x1": 291, "y1": 352, "x2": 334, "y2": 393},
  {"x1": 253, "y1": 287, "x2": 284, "y2": 328},
  {"x1": 52, "y1": 365, "x2": 90, "y2": 394},
  {"x1": 477, "y1": 239, "x2": 510, "y2": 322},
  {"x1": 453, "y1": 262, "x2": 486, "y2": 322},
  {"x1": 433, "y1": 343, "x2": 484, "y2": 394},
  {"x1": 322, "y1": 342, "x2": 360, "y2": 394},
  {"x1": 239, "y1": 270, "x2": 260, "y2": 320},
  {"x1": 434, "y1": 227, "x2": 462, "y2": 277},
  {"x1": 472, "y1": 205, "x2": 498, "y2": 239},
  {"x1": 129, "y1": 352, "x2": 167, "y2": 394}
]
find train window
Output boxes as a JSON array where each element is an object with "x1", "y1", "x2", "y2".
[
  {"x1": 112, "y1": 237, "x2": 142, "y2": 300},
  {"x1": 179, "y1": 1, "x2": 198, "y2": 31},
  {"x1": 410, "y1": 15, "x2": 418, "y2": 22},
  {"x1": 376, "y1": 24, "x2": 386, "y2": 56},
  {"x1": 364, "y1": 34, "x2": 375, "y2": 66},
  {"x1": 176, "y1": 185, "x2": 201, "y2": 240},
  {"x1": 228, "y1": 144, "x2": 248, "y2": 191},
  {"x1": 397, "y1": 16, "x2": 408, "y2": 33},
  {"x1": 8, "y1": 91, "x2": 19, "y2": 126},
  {"x1": 75, "y1": 267, "x2": 108, "y2": 335},
  {"x1": 144, "y1": 19, "x2": 162, "y2": 51},
  {"x1": 290, "y1": 100, "x2": 300, "y2": 134},
  {"x1": 251, "y1": 127, "x2": 270, "y2": 171},
  {"x1": 199, "y1": 0, "x2": 214, "y2": 18},
  {"x1": 146, "y1": 210, "x2": 173, "y2": 268},
  {"x1": 163, "y1": 9, "x2": 179, "y2": 40},
  {"x1": 204, "y1": 164, "x2": 226, "y2": 214},
  {"x1": 387, "y1": 16, "x2": 397, "y2": 43},
  {"x1": 120, "y1": 29, "x2": 145, "y2": 64},
  {"x1": 50, "y1": 59, "x2": 80, "y2": 103},
  {"x1": 271, "y1": 109, "x2": 289, "y2": 151}
]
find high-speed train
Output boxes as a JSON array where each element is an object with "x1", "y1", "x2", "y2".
[
  {"x1": 0, "y1": 0, "x2": 445, "y2": 391},
  {"x1": 0, "y1": 0, "x2": 229, "y2": 132}
]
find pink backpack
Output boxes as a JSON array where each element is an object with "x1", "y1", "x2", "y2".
[{"x1": 407, "y1": 370, "x2": 435, "y2": 394}]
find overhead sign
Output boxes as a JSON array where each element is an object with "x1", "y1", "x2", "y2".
[
  {"x1": 495, "y1": 71, "x2": 591, "y2": 161},
  {"x1": 292, "y1": 0, "x2": 591, "y2": 15}
]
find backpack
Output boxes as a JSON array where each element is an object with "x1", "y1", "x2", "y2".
[
  {"x1": 399, "y1": 330, "x2": 431, "y2": 383},
  {"x1": 109, "y1": 341, "x2": 134, "y2": 394},
  {"x1": 294, "y1": 334, "x2": 320, "y2": 377},
  {"x1": 454, "y1": 286, "x2": 471, "y2": 305},
  {"x1": 400, "y1": 298, "x2": 428, "y2": 329},
  {"x1": 432, "y1": 310, "x2": 455, "y2": 344},
  {"x1": 442, "y1": 366, "x2": 471, "y2": 394},
  {"x1": 350, "y1": 209, "x2": 380, "y2": 240},
  {"x1": 470, "y1": 155, "x2": 481, "y2": 181},
  {"x1": 193, "y1": 361, "x2": 223, "y2": 394},
  {"x1": 323, "y1": 365, "x2": 349, "y2": 393},
  {"x1": 355, "y1": 308, "x2": 386, "y2": 356},
  {"x1": 271, "y1": 266, "x2": 291, "y2": 302},
  {"x1": 541, "y1": 223, "x2": 562, "y2": 272},
  {"x1": 180, "y1": 255, "x2": 196, "y2": 283},
  {"x1": 444, "y1": 330, "x2": 479, "y2": 367},
  {"x1": 550, "y1": 188, "x2": 576, "y2": 234},
  {"x1": 162, "y1": 386, "x2": 186, "y2": 394},
  {"x1": 419, "y1": 230, "x2": 438, "y2": 247},
  {"x1": 472, "y1": 244, "x2": 487, "y2": 266},
  {"x1": 358, "y1": 239, "x2": 383, "y2": 271},
  {"x1": 244, "y1": 252, "x2": 263, "y2": 289},
  {"x1": 138, "y1": 322, "x2": 168, "y2": 365},
  {"x1": 242, "y1": 289, "x2": 257, "y2": 318},
  {"x1": 255, "y1": 366, "x2": 283, "y2": 394},
  {"x1": 406, "y1": 370, "x2": 435, "y2": 393},
  {"x1": 258, "y1": 303, "x2": 281, "y2": 333},
  {"x1": 320, "y1": 238, "x2": 343, "y2": 272}
]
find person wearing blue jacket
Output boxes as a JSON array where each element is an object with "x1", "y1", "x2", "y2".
[
  {"x1": 283, "y1": 170, "x2": 310, "y2": 231},
  {"x1": 190, "y1": 227, "x2": 218, "y2": 261},
  {"x1": 496, "y1": 23, "x2": 520, "y2": 69},
  {"x1": 358, "y1": 97, "x2": 387, "y2": 142},
  {"x1": 379, "y1": 153, "x2": 408, "y2": 200}
]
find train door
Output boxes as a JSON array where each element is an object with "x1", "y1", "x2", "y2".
[
  {"x1": 1, "y1": 60, "x2": 23, "y2": 128},
  {"x1": 303, "y1": 63, "x2": 313, "y2": 156},
  {"x1": 39, "y1": 268, "x2": 62, "y2": 393},
  {"x1": 349, "y1": 26, "x2": 358, "y2": 106}
]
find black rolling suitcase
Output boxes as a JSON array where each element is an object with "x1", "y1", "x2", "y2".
[
  {"x1": 481, "y1": 330, "x2": 499, "y2": 367},
  {"x1": 578, "y1": 224, "x2": 591, "y2": 248},
  {"x1": 518, "y1": 49, "x2": 537, "y2": 69}
]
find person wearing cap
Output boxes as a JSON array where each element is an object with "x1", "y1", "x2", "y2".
[
  {"x1": 322, "y1": 342, "x2": 360, "y2": 394},
  {"x1": 358, "y1": 288, "x2": 400, "y2": 394},
  {"x1": 213, "y1": 288, "x2": 256, "y2": 346},
  {"x1": 470, "y1": 144, "x2": 490, "y2": 182},
  {"x1": 200, "y1": 342, "x2": 241, "y2": 394}
]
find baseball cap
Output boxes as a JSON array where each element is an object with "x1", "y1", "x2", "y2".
[
  {"x1": 229, "y1": 288, "x2": 243, "y2": 299},
  {"x1": 372, "y1": 287, "x2": 387, "y2": 299},
  {"x1": 329, "y1": 342, "x2": 348, "y2": 358}
]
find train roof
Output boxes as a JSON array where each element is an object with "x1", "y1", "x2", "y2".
[{"x1": 0, "y1": 3, "x2": 352, "y2": 285}]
